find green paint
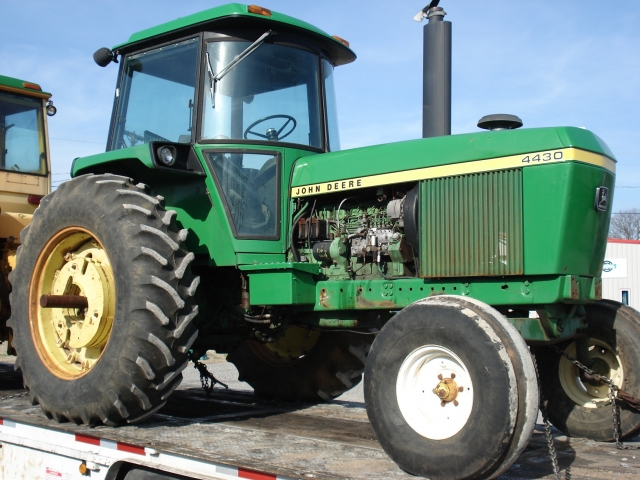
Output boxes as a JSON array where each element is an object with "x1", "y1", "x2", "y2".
[
  {"x1": 507, "y1": 318, "x2": 550, "y2": 342},
  {"x1": 112, "y1": 3, "x2": 355, "y2": 66},
  {"x1": 523, "y1": 162, "x2": 614, "y2": 276},
  {"x1": 420, "y1": 168, "x2": 523, "y2": 277},
  {"x1": 310, "y1": 275, "x2": 601, "y2": 311},
  {"x1": 239, "y1": 262, "x2": 319, "y2": 273},
  {"x1": 317, "y1": 318, "x2": 359, "y2": 328},
  {"x1": 66, "y1": 4, "x2": 615, "y2": 347},
  {"x1": 291, "y1": 127, "x2": 614, "y2": 189},
  {"x1": 240, "y1": 262, "x2": 317, "y2": 305},
  {"x1": 506, "y1": 316, "x2": 585, "y2": 343},
  {"x1": 72, "y1": 144, "x2": 317, "y2": 267},
  {"x1": 0, "y1": 74, "x2": 51, "y2": 98},
  {"x1": 73, "y1": 144, "x2": 154, "y2": 175}
]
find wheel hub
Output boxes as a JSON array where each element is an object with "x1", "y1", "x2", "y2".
[
  {"x1": 585, "y1": 357, "x2": 612, "y2": 387},
  {"x1": 433, "y1": 373, "x2": 464, "y2": 406},
  {"x1": 396, "y1": 345, "x2": 474, "y2": 440},
  {"x1": 31, "y1": 228, "x2": 115, "y2": 378}
]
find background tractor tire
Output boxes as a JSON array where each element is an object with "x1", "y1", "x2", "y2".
[
  {"x1": 534, "y1": 300, "x2": 640, "y2": 441},
  {"x1": 227, "y1": 327, "x2": 373, "y2": 402},
  {"x1": 364, "y1": 295, "x2": 538, "y2": 480},
  {"x1": 8, "y1": 174, "x2": 199, "y2": 425}
]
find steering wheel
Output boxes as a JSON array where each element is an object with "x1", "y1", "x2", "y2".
[
  {"x1": 244, "y1": 114, "x2": 297, "y2": 141},
  {"x1": 121, "y1": 129, "x2": 144, "y2": 148}
]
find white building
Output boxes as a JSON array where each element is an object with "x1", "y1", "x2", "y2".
[{"x1": 602, "y1": 238, "x2": 640, "y2": 311}]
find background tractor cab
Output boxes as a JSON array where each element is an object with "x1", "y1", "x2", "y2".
[{"x1": 0, "y1": 74, "x2": 54, "y2": 353}]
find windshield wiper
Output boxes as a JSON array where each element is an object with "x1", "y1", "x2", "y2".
[{"x1": 206, "y1": 30, "x2": 274, "y2": 108}]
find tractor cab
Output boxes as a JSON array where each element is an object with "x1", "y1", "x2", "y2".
[
  {"x1": 83, "y1": 4, "x2": 355, "y2": 256},
  {"x1": 0, "y1": 77, "x2": 51, "y2": 178},
  {"x1": 0, "y1": 74, "x2": 54, "y2": 353},
  {"x1": 102, "y1": 5, "x2": 353, "y2": 154},
  {"x1": 0, "y1": 76, "x2": 54, "y2": 239}
]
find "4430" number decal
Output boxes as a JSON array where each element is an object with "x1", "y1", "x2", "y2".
[{"x1": 521, "y1": 151, "x2": 564, "y2": 164}]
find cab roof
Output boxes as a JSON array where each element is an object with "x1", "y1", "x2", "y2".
[
  {"x1": 112, "y1": 3, "x2": 356, "y2": 66},
  {"x1": 0, "y1": 74, "x2": 51, "y2": 99}
]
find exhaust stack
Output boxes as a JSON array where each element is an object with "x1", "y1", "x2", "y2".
[{"x1": 417, "y1": 4, "x2": 452, "y2": 138}]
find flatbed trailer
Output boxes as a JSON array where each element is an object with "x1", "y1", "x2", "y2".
[{"x1": 1, "y1": 361, "x2": 638, "y2": 480}]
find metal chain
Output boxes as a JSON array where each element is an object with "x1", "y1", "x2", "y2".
[
  {"x1": 541, "y1": 404, "x2": 563, "y2": 478},
  {"x1": 551, "y1": 345, "x2": 640, "y2": 450},
  {"x1": 0, "y1": 391, "x2": 28, "y2": 401},
  {"x1": 532, "y1": 352, "x2": 563, "y2": 479},
  {"x1": 193, "y1": 360, "x2": 228, "y2": 396}
]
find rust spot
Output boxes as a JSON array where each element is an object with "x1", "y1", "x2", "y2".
[
  {"x1": 319, "y1": 288, "x2": 330, "y2": 309},
  {"x1": 355, "y1": 296, "x2": 397, "y2": 309}
]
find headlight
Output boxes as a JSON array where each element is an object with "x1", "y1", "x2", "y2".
[{"x1": 157, "y1": 146, "x2": 177, "y2": 166}]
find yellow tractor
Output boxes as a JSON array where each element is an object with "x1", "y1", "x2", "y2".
[{"x1": 0, "y1": 75, "x2": 55, "y2": 353}]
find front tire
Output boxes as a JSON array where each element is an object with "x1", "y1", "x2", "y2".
[
  {"x1": 534, "y1": 300, "x2": 640, "y2": 441},
  {"x1": 365, "y1": 296, "x2": 538, "y2": 480},
  {"x1": 8, "y1": 174, "x2": 199, "y2": 425}
]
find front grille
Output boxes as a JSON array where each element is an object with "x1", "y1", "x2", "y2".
[{"x1": 419, "y1": 168, "x2": 524, "y2": 277}]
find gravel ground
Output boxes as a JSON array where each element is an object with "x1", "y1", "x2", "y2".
[{"x1": 0, "y1": 342, "x2": 14, "y2": 364}]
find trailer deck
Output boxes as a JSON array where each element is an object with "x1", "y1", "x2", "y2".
[{"x1": 1, "y1": 359, "x2": 639, "y2": 479}]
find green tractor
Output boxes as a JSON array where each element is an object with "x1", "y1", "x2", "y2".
[{"x1": 9, "y1": 4, "x2": 639, "y2": 479}]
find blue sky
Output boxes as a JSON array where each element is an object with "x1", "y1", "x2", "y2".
[{"x1": 2, "y1": 0, "x2": 639, "y2": 211}]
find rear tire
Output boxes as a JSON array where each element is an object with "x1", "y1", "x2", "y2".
[
  {"x1": 534, "y1": 300, "x2": 640, "y2": 441},
  {"x1": 8, "y1": 174, "x2": 199, "y2": 425},
  {"x1": 227, "y1": 326, "x2": 373, "y2": 402},
  {"x1": 364, "y1": 296, "x2": 538, "y2": 480}
]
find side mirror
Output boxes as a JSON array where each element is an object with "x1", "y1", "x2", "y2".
[
  {"x1": 93, "y1": 48, "x2": 118, "y2": 67},
  {"x1": 46, "y1": 100, "x2": 57, "y2": 117}
]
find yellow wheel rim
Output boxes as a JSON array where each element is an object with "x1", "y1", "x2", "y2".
[
  {"x1": 30, "y1": 228, "x2": 116, "y2": 379},
  {"x1": 249, "y1": 326, "x2": 320, "y2": 366}
]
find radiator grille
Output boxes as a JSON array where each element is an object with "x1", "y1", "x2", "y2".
[{"x1": 419, "y1": 168, "x2": 523, "y2": 277}]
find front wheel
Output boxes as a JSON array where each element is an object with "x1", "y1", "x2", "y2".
[
  {"x1": 8, "y1": 174, "x2": 200, "y2": 425},
  {"x1": 534, "y1": 300, "x2": 640, "y2": 441},
  {"x1": 365, "y1": 296, "x2": 538, "y2": 480}
]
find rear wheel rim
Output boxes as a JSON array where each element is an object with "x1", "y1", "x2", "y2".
[
  {"x1": 396, "y1": 345, "x2": 474, "y2": 440},
  {"x1": 559, "y1": 339, "x2": 623, "y2": 408},
  {"x1": 30, "y1": 227, "x2": 116, "y2": 379},
  {"x1": 248, "y1": 326, "x2": 320, "y2": 367}
]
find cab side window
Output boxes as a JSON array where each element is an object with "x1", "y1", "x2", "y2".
[{"x1": 207, "y1": 152, "x2": 279, "y2": 239}]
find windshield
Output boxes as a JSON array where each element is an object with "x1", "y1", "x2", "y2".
[
  {"x1": 110, "y1": 38, "x2": 199, "y2": 150},
  {"x1": 202, "y1": 41, "x2": 322, "y2": 149},
  {"x1": 0, "y1": 91, "x2": 47, "y2": 174}
]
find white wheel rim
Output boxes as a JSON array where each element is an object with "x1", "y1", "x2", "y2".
[
  {"x1": 396, "y1": 345, "x2": 474, "y2": 440},
  {"x1": 559, "y1": 339, "x2": 623, "y2": 408}
]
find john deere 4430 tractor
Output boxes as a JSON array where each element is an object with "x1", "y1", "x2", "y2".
[{"x1": 9, "y1": 4, "x2": 639, "y2": 479}]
